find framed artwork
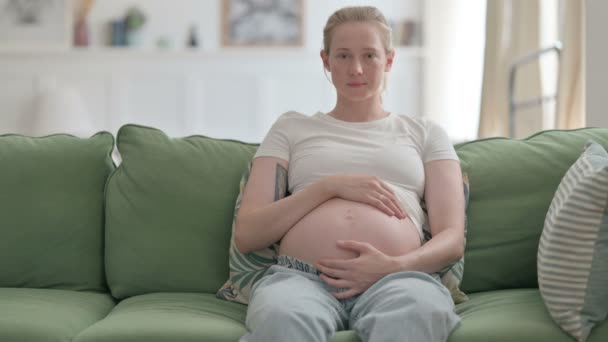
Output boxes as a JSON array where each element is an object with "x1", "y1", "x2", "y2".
[
  {"x1": 222, "y1": 0, "x2": 304, "y2": 47},
  {"x1": 0, "y1": 0, "x2": 72, "y2": 50}
]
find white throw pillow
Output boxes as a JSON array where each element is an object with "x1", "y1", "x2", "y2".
[{"x1": 538, "y1": 140, "x2": 608, "y2": 342}]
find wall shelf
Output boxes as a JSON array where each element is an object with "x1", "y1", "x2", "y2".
[{"x1": 0, "y1": 46, "x2": 425, "y2": 60}]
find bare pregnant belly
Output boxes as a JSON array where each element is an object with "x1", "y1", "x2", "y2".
[{"x1": 278, "y1": 198, "x2": 422, "y2": 265}]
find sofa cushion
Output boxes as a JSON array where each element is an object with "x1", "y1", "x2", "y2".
[
  {"x1": 455, "y1": 128, "x2": 608, "y2": 293},
  {"x1": 449, "y1": 289, "x2": 608, "y2": 342},
  {"x1": 105, "y1": 125, "x2": 257, "y2": 299},
  {"x1": 72, "y1": 292, "x2": 364, "y2": 342},
  {"x1": 74, "y1": 293, "x2": 247, "y2": 342},
  {"x1": 0, "y1": 132, "x2": 114, "y2": 291},
  {"x1": 538, "y1": 141, "x2": 608, "y2": 341},
  {"x1": 0, "y1": 288, "x2": 115, "y2": 342}
]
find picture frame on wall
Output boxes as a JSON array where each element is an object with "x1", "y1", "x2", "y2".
[
  {"x1": 0, "y1": 0, "x2": 72, "y2": 50},
  {"x1": 222, "y1": 0, "x2": 304, "y2": 47}
]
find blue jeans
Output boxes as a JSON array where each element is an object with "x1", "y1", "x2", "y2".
[{"x1": 240, "y1": 255, "x2": 460, "y2": 342}]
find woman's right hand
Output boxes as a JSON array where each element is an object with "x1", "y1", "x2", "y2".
[{"x1": 323, "y1": 175, "x2": 407, "y2": 219}]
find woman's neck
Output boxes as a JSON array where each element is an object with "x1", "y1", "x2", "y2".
[{"x1": 329, "y1": 99, "x2": 387, "y2": 123}]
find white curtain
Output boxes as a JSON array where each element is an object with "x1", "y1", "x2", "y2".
[
  {"x1": 556, "y1": 0, "x2": 585, "y2": 129},
  {"x1": 478, "y1": 0, "x2": 543, "y2": 139},
  {"x1": 479, "y1": 0, "x2": 586, "y2": 138}
]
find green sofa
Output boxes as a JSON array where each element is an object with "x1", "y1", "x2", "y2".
[{"x1": 1, "y1": 124, "x2": 607, "y2": 342}]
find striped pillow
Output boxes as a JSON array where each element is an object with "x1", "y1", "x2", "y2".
[
  {"x1": 538, "y1": 140, "x2": 608, "y2": 342},
  {"x1": 216, "y1": 163, "x2": 278, "y2": 305}
]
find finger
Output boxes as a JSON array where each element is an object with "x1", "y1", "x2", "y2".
[
  {"x1": 336, "y1": 240, "x2": 372, "y2": 254},
  {"x1": 386, "y1": 192, "x2": 408, "y2": 219},
  {"x1": 332, "y1": 288, "x2": 360, "y2": 299},
  {"x1": 320, "y1": 274, "x2": 351, "y2": 288},
  {"x1": 317, "y1": 258, "x2": 353, "y2": 270},
  {"x1": 370, "y1": 195, "x2": 397, "y2": 217},
  {"x1": 378, "y1": 183, "x2": 408, "y2": 218},
  {"x1": 378, "y1": 191, "x2": 406, "y2": 219},
  {"x1": 316, "y1": 264, "x2": 350, "y2": 279},
  {"x1": 384, "y1": 193, "x2": 408, "y2": 219}
]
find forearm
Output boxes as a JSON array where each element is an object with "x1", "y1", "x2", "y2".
[
  {"x1": 235, "y1": 179, "x2": 333, "y2": 253},
  {"x1": 391, "y1": 226, "x2": 465, "y2": 274}
]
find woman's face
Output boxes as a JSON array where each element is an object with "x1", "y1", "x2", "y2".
[{"x1": 322, "y1": 22, "x2": 394, "y2": 104}]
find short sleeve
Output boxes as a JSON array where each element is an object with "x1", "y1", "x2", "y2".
[
  {"x1": 254, "y1": 112, "x2": 292, "y2": 161},
  {"x1": 423, "y1": 120, "x2": 459, "y2": 163}
]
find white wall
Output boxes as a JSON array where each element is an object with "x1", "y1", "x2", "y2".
[
  {"x1": 586, "y1": 0, "x2": 608, "y2": 128},
  {"x1": 0, "y1": 51, "x2": 421, "y2": 142},
  {"x1": 424, "y1": 0, "x2": 486, "y2": 142}
]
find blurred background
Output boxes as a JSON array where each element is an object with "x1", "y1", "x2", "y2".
[{"x1": 0, "y1": 0, "x2": 601, "y2": 143}]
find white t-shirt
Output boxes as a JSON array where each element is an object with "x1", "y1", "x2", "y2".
[{"x1": 254, "y1": 111, "x2": 459, "y2": 236}]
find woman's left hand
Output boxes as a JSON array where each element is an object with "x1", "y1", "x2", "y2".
[{"x1": 315, "y1": 240, "x2": 397, "y2": 299}]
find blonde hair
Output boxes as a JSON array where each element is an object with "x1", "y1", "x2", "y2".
[{"x1": 323, "y1": 6, "x2": 393, "y2": 55}]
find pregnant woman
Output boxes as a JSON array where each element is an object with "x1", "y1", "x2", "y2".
[{"x1": 236, "y1": 6, "x2": 465, "y2": 342}]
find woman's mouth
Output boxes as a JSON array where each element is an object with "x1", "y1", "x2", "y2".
[{"x1": 347, "y1": 82, "x2": 367, "y2": 87}]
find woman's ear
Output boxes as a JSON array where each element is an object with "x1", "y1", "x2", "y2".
[
  {"x1": 385, "y1": 49, "x2": 395, "y2": 72},
  {"x1": 320, "y1": 50, "x2": 330, "y2": 71}
]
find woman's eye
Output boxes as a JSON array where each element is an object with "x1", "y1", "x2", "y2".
[
  {"x1": 338, "y1": 54, "x2": 348, "y2": 59},
  {"x1": 367, "y1": 53, "x2": 376, "y2": 59}
]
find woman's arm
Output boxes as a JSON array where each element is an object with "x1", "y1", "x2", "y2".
[
  {"x1": 393, "y1": 159, "x2": 465, "y2": 272},
  {"x1": 234, "y1": 157, "x2": 334, "y2": 254}
]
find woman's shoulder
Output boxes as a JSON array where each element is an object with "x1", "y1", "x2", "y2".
[
  {"x1": 394, "y1": 114, "x2": 433, "y2": 124},
  {"x1": 394, "y1": 115, "x2": 444, "y2": 133},
  {"x1": 267, "y1": 111, "x2": 307, "y2": 130},
  {"x1": 270, "y1": 111, "x2": 314, "y2": 127},
  {"x1": 276, "y1": 111, "x2": 312, "y2": 121},
  {"x1": 394, "y1": 114, "x2": 428, "y2": 132}
]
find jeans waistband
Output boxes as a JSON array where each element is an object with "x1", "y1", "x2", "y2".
[{"x1": 277, "y1": 255, "x2": 321, "y2": 276}]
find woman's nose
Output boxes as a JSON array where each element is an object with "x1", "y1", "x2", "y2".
[{"x1": 349, "y1": 59, "x2": 363, "y2": 75}]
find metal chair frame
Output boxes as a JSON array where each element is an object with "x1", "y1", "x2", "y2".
[{"x1": 508, "y1": 42, "x2": 562, "y2": 137}]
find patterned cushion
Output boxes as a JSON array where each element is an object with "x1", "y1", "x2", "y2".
[
  {"x1": 216, "y1": 164, "x2": 278, "y2": 304},
  {"x1": 217, "y1": 165, "x2": 470, "y2": 305},
  {"x1": 421, "y1": 172, "x2": 470, "y2": 304},
  {"x1": 538, "y1": 141, "x2": 608, "y2": 342}
]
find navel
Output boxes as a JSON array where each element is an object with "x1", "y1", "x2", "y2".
[{"x1": 345, "y1": 209, "x2": 353, "y2": 220}]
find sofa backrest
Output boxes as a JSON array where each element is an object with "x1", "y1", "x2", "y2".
[
  {"x1": 105, "y1": 124, "x2": 257, "y2": 299},
  {"x1": 456, "y1": 128, "x2": 608, "y2": 294},
  {"x1": 0, "y1": 133, "x2": 114, "y2": 292},
  {"x1": 103, "y1": 124, "x2": 608, "y2": 298}
]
